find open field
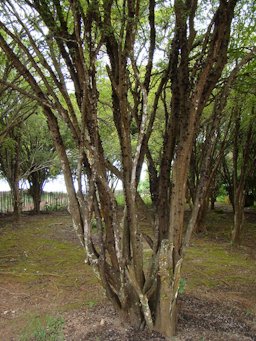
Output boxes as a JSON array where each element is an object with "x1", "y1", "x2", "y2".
[{"x1": 0, "y1": 206, "x2": 256, "y2": 340}]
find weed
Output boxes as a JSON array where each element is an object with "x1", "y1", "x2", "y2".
[
  {"x1": 178, "y1": 278, "x2": 186, "y2": 294},
  {"x1": 86, "y1": 300, "x2": 97, "y2": 308},
  {"x1": 245, "y1": 309, "x2": 253, "y2": 317}
]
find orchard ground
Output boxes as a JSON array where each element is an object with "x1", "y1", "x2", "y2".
[{"x1": 0, "y1": 205, "x2": 256, "y2": 340}]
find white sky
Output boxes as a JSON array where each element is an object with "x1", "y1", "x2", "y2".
[
  {"x1": 0, "y1": 175, "x2": 67, "y2": 193},
  {"x1": 0, "y1": 164, "x2": 147, "y2": 193}
]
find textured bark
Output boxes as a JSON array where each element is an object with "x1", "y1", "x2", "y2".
[
  {"x1": 28, "y1": 171, "x2": 46, "y2": 214},
  {"x1": 31, "y1": 182, "x2": 41, "y2": 214},
  {"x1": 11, "y1": 180, "x2": 21, "y2": 218},
  {"x1": 232, "y1": 185, "x2": 245, "y2": 244}
]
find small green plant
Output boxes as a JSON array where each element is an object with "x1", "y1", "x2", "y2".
[
  {"x1": 86, "y1": 300, "x2": 97, "y2": 308},
  {"x1": 178, "y1": 278, "x2": 186, "y2": 294},
  {"x1": 20, "y1": 315, "x2": 65, "y2": 341},
  {"x1": 91, "y1": 218, "x2": 97, "y2": 229},
  {"x1": 245, "y1": 309, "x2": 253, "y2": 317}
]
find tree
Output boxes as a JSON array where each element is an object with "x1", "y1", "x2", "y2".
[
  {"x1": 187, "y1": 46, "x2": 256, "y2": 233},
  {"x1": 0, "y1": 48, "x2": 38, "y2": 216},
  {"x1": 0, "y1": 126, "x2": 22, "y2": 217},
  {"x1": 0, "y1": 0, "x2": 246, "y2": 337},
  {"x1": 21, "y1": 114, "x2": 59, "y2": 213},
  {"x1": 222, "y1": 95, "x2": 256, "y2": 244},
  {"x1": 0, "y1": 59, "x2": 59, "y2": 214},
  {"x1": 0, "y1": 114, "x2": 59, "y2": 215},
  {"x1": 232, "y1": 104, "x2": 254, "y2": 244}
]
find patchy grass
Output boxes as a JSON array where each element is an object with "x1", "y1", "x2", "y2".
[
  {"x1": 0, "y1": 218, "x2": 88, "y2": 287},
  {"x1": 0, "y1": 213, "x2": 102, "y2": 339},
  {"x1": 182, "y1": 207, "x2": 256, "y2": 314},
  {"x1": 1, "y1": 207, "x2": 256, "y2": 340},
  {"x1": 184, "y1": 239, "x2": 256, "y2": 290}
]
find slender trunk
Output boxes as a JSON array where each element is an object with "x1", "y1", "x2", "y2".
[
  {"x1": 232, "y1": 185, "x2": 245, "y2": 244},
  {"x1": 232, "y1": 107, "x2": 253, "y2": 245},
  {"x1": 45, "y1": 111, "x2": 85, "y2": 245},
  {"x1": 194, "y1": 197, "x2": 209, "y2": 233},
  {"x1": 210, "y1": 196, "x2": 215, "y2": 210},
  {"x1": 10, "y1": 136, "x2": 22, "y2": 219},
  {"x1": 11, "y1": 181, "x2": 21, "y2": 218}
]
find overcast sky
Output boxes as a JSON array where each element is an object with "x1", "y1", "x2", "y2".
[{"x1": 0, "y1": 175, "x2": 67, "y2": 193}]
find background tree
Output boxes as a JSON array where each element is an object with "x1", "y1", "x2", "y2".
[
  {"x1": 21, "y1": 114, "x2": 59, "y2": 213},
  {"x1": 222, "y1": 94, "x2": 256, "y2": 244},
  {"x1": 0, "y1": 49, "x2": 37, "y2": 216},
  {"x1": 232, "y1": 102, "x2": 255, "y2": 244},
  {"x1": 0, "y1": 75, "x2": 59, "y2": 214},
  {"x1": 186, "y1": 46, "x2": 256, "y2": 234},
  {"x1": 0, "y1": 126, "x2": 22, "y2": 217},
  {"x1": 0, "y1": 113, "x2": 59, "y2": 214}
]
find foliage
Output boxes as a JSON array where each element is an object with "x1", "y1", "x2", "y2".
[
  {"x1": 216, "y1": 184, "x2": 229, "y2": 203},
  {"x1": 115, "y1": 191, "x2": 125, "y2": 207},
  {"x1": 138, "y1": 178, "x2": 150, "y2": 195}
]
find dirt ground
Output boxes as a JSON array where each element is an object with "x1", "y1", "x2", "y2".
[
  {"x1": 0, "y1": 209, "x2": 256, "y2": 341},
  {"x1": 61, "y1": 294, "x2": 256, "y2": 341}
]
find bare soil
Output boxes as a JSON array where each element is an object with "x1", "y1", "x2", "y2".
[
  {"x1": 62, "y1": 294, "x2": 256, "y2": 340},
  {"x1": 0, "y1": 208, "x2": 256, "y2": 340}
]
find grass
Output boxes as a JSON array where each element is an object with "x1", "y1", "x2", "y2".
[
  {"x1": 182, "y1": 207, "x2": 256, "y2": 304},
  {"x1": 1, "y1": 206, "x2": 256, "y2": 339},
  {"x1": 0, "y1": 213, "x2": 102, "y2": 339},
  {"x1": 183, "y1": 239, "x2": 256, "y2": 289},
  {"x1": 0, "y1": 214, "x2": 88, "y2": 280},
  {"x1": 0, "y1": 228, "x2": 85, "y2": 285},
  {"x1": 20, "y1": 314, "x2": 65, "y2": 341}
]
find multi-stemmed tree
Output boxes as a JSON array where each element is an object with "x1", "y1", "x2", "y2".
[
  {"x1": 1, "y1": 0, "x2": 253, "y2": 337},
  {"x1": 20, "y1": 114, "x2": 59, "y2": 213}
]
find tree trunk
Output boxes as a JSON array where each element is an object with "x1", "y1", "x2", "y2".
[
  {"x1": 11, "y1": 181, "x2": 21, "y2": 219},
  {"x1": 28, "y1": 172, "x2": 45, "y2": 214},
  {"x1": 153, "y1": 241, "x2": 182, "y2": 337},
  {"x1": 232, "y1": 106, "x2": 253, "y2": 245},
  {"x1": 31, "y1": 185, "x2": 41, "y2": 214},
  {"x1": 10, "y1": 136, "x2": 22, "y2": 219},
  {"x1": 210, "y1": 196, "x2": 215, "y2": 210},
  {"x1": 232, "y1": 186, "x2": 245, "y2": 244},
  {"x1": 194, "y1": 197, "x2": 209, "y2": 233}
]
